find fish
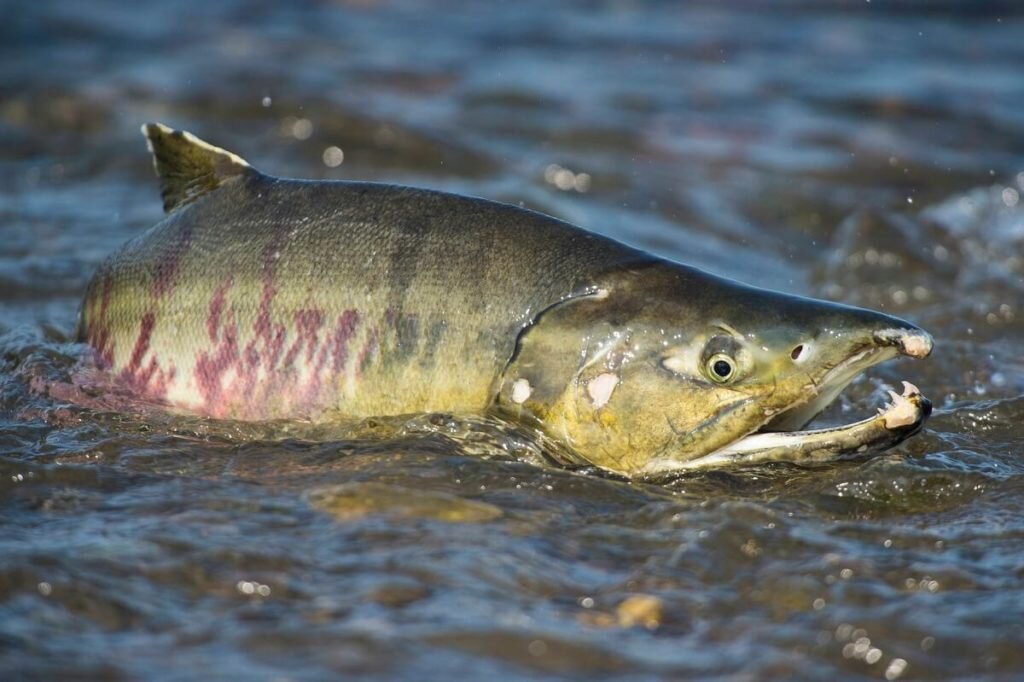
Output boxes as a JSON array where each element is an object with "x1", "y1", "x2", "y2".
[{"x1": 76, "y1": 123, "x2": 934, "y2": 477}]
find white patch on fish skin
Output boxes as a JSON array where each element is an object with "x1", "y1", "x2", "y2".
[
  {"x1": 587, "y1": 373, "x2": 619, "y2": 409},
  {"x1": 661, "y1": 354, "x2": 688, "y2": 375},
  {"x1": 510, "y1": 378, "x2": 532, "y2": 404},
  {"x1": 660, "y1": 344, "x2": 697, "y2": 375}
]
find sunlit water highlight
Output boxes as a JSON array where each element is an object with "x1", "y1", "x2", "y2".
[{"x1": 2, "y1": 1, "x2": 1024, "y2": 679}]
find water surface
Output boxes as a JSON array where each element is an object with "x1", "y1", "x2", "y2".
[{"x1": 2, "y1": 1, "x2": 1024, "y2": 679}]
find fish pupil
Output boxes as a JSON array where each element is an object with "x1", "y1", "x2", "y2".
[{"x1": 713, "y1": 359, "x2": 732, "y2": 378}]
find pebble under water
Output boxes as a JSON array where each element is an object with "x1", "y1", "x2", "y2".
[{"x1": 3, "y1": 2, "x2": 1024, "y2": 679}]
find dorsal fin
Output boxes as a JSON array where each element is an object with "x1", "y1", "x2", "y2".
[{"x1": 141, "y1": 123, "x2": 253, "y2": 213}]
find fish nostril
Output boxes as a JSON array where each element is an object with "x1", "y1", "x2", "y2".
[{"x1": 791, "y1": 344, "x2": 805, "y2": 361}]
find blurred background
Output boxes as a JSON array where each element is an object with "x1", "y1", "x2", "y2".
[{"x1": 2, "y1": 1, "x2": 1024, "y2": 680}]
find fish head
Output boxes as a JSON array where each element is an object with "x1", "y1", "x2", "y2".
[{"x1": 496, "y1": 262, "x2": 933, "y2": 476}]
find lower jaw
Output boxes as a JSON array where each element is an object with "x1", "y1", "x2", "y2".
[{"x1": 642, "y1": 383, "x2": 931, "y2": 475}]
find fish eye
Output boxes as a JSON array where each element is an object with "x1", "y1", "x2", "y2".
[{"x1": 706, "y1": 353, "x2": 736, "y2": 383}]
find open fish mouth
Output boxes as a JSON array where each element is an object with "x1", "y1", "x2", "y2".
[
  {"x1": 675, "y1": 380, "x2": 932, "y2": 471},
  {"x1": 644, "y1": 328, "x2": 934, "y2": 474}
]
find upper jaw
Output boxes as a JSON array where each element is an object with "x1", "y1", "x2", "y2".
[
  {"x1": 762, "y1": 324, "x2": 933, "y2": 433},
  {"x1": 873, "y1": 327, "x2": 933, "y2": 359},
  {"x1": 763, "y1": 344, "x2": 898, "y2": 432}
]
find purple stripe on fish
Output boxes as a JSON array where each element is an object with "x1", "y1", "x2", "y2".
[
  {"x1": 207, "y1": 278, "x2": 233, "y2": 343},
  {"x1": 194, "y1": 316, "x2": 240, "y2": 411},
  {"x1": 124, "y1": 312, "x2": 155, "y2": 376},
  {"x1": 331, "y1": 310, "x2": 360, "y2": 373}
]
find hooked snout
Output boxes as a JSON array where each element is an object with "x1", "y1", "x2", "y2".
[{"x1": 873, "y1": 327, "x2": 934, "y2": 359}]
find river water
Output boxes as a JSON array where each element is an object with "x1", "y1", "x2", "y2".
[{"x1": 2, "y1": 1, "x2": 1024, "y2": 679}]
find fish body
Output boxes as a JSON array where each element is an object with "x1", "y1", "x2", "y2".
[
  {"x1": 77, "y1": 125, "x2": 933, "y2": 476},
  {"x1": 81, "y1": 173, "x2": 646, "y2": 420}
]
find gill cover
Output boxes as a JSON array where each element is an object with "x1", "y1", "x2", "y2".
[{"x1": 492, "y1": 268, "x2": 769, "y2": 475}]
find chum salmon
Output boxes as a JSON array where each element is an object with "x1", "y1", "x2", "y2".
[{"x1": 76, "y1": 124, "x2": 933, "y2": 476}]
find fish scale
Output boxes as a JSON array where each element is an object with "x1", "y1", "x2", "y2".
[
  {"x1": 79, "y1": 135, "x2": 644, "y2": 421},
  {"x1": 77, "y1": 123, "x2": 933, "y2": 476}
]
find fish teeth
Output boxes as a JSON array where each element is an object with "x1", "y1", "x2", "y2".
[
  {"x1": 890, "y1": 390, "x2": 911, "y2": 409},
  {"x1": 882, "y1": 388, "x2": 918, "y2": 428},
  {"x1": 901, "y1": 380, "x2": 920, "y2": 397}
]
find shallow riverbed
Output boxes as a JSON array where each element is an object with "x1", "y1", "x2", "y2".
[{"x1": 2, "y1": 1, "x2": 1024, "y2": 679}]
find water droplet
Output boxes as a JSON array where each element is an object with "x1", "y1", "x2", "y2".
[
  {"x1": 885, "y1": 658, "x2": 908, "y2": 680},
  {"x1": 292, "y1": 118, "x2": 313, "y2": 140},
  {"x1": 322, "y1": 146, "x2": 344, "y2": 167},
  {"x1": 527, "y1": 639, "x2": 547, "y2": 656},
  {"x1": 855, "y1": 637, "x2": 871, "y2": 654},
  {"x1": 554, "y1": 168, "x2": 575, "y2": 191}
]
